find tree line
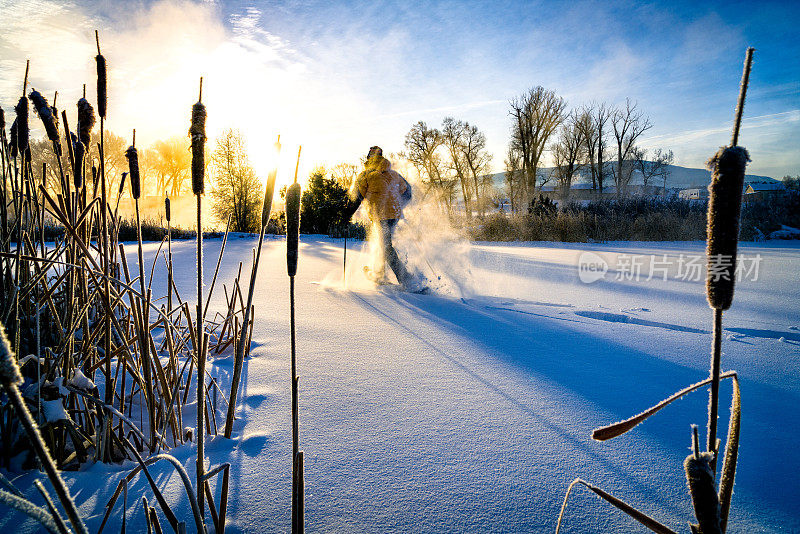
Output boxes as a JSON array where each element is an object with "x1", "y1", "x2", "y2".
[
  {"x1": 24, "y1": 87, "x2": 680, "y2": 233},
  {"x1": 399, "y1": 87, "x2": 674, "y2": 217},
  {"x1": 506, "y1": 88, "x2": 674, "y2": 213},
  {"x1": 29, "y1": 128, "x2": 267, "y2": 232},
  {"x1": 401, "y1": 118, "x2": 494, "y2": 219},
  {"x1": 30, "y1": 131, "x2": 193, "y2": 199}
]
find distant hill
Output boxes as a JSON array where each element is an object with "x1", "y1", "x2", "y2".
[{"x1": 488, "y1": 163, "x2": 776, "y2": 192}]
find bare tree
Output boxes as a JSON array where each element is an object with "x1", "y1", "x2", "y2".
[
  {"x1": 210, "y1": 129, "x2": 263, "y2": 232},
  {"x1": 330, "y1": 162, "x2": 359, "y2": 190},
  {"x1": 442, "y1": 117, "x2": 473, "y2": 217},
  {"x1": 29, "y1": 129, "x2": 128, "y2": 197},
  {"x1": 656, "y1": 149, "x2": 674, "y2": 194},
  {"x1": 576, "y1": 102, "x2": 611, "y2": 194},
  {"x1": 403, "y1": 121, "x2": 454, "y2": 214},
  {"x1": 611, "y1": 99, "x2": 652, "y2": 197},
  {"x1": 28, "y1": 138, "x2": 60, "y2": 192},
  {"x1": 509, "y1": 86, "x2": 566, "y2": 209},
  {"x1": 145, "y1": 137, "x2": 191, "y2": 197},
  {"x1": 551, "y1": 111, "x2": 586, "y2": 201},
  {"x1": 95, "y1": 130, "x2": 128, "y2": 195},
  {"x1": 632, "y1": 147, "x2": 673, "y2": 190},
  {"x1": 504, "y1": 146, "x2": 523, "y2": 214},
  {"x1": 441, "y1": 117, "x2": 493, "y2": 217},
  {"x1": 461, "y1": 123, "x2": 493, "y2": 217}
]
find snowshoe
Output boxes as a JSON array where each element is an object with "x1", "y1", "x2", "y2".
[
  {"x1": 363, "y1": 266, "x2": 393, "y2": 286},
  {"x1": 406, "y1": 285, "x2": 431, "y2": 295},
  {"x1": 401, "y1": 275, "x2": 431, "y2": 294}
]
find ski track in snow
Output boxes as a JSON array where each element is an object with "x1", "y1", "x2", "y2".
[{"x1": 2, "y1": 236, "x2": 799, "y2": 533}]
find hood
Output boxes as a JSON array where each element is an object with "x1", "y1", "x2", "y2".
[{"x1": 366, "y1": 155, "x2": 391, "y2": 173}]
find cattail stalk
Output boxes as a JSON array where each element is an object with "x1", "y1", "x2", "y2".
[
  {"x1": 98, "y1": 102, "x2": 113, "y2": 462},
  {"x1": 166, "y1": 196, "x2": 173, "y2": 315},
  {"x1": 126, "y1": 132, "x2": 155, "y2": 452},
  {"x1": 190, "y1": 78, "x2": 207, "y2": 516},
  {"x1": 705, "y1": 48, "x2": 754, "y2": 460},
  {"x1": 224, "y1": 135, "x2": 281, "y2": 438},
  {"x1": 286, "y1": 146, "x2": 303, "y2": 533},
  {"x1": 293, "y1": 451, "x2": 304, "y2": 533}
]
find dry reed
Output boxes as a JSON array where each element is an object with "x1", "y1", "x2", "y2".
[
  {"x1": 0, "y1": 38, "x2": 252, "y2": 533},
  {"x1": 556, "y1": 47, "x2": 754, "y2": 534}
]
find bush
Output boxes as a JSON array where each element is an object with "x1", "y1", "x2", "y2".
[
  {"x1": 740, "y1": 191, "x2": 800, "y2": 239},
  {"x1": 299, "y1": 169, "x2": 356, "y2": 235},
  {"x1": 266, "y1": 211, "x2": 286, "y2": 235},
  {"x1": 116, "y1": 218, "x2": 222, "y2": 241},
  {"x1": 470, "y1": 198, "x2": 709, "y2": 242}
]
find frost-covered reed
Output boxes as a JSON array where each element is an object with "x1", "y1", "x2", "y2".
[
  {"x1": 556, "y1": 47, "x2": 754, "y2": 534},
  {"x1": 0, "y1": 36, "x2": 252, "y2": 533}
]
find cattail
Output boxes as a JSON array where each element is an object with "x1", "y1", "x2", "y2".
[
  {"x1": 9, "y1": 120, "x2": 18, "y2": 158},
  {"x1": 14, "y1": 96, "x2": 29, "y2": 155},
  {"x1": 119, "y1": 171, "x2": 128, "y2": 195},
  {"x1": 28, "y1": 89, "x2": 59, "y2": 143},
  {"x1": 165, "y1": 196, "x2": 171, "y2": 222},
  {"x1": 0, "y1": 323, "x2": 23, "y2": 387},
  {"x1": 262, "y1": 139, "x2": 281, "y2": 228},
  {"x1": 96, "y1": 50, "x2": 107, "y2": 119},
  {"x1": 126, "y1": 146, "x2": 141, "y2": 199},
  {"x1": 286, "y1": 182, "x2": 301, "y2": 276},
  {"x1": 189, "y1": 101, "x2": 206, "y2": 195},
  {"x1": 262, "y1": 178, "x2": 277, "y2": 229},
  {"x1": 71, "y1": 133, "x2": 85, "y2": 189},
  {"x1": 0, "y1": 106, "x2": 5, "y2": 132},
  {"x1": 705, "y1": 146, "x2": 749, "y2": 310},
  {"x1": 50, "y1": 104, "x2": 59, "y2": 139},
  {"x1": 286, "y1": 147, "x2": 302, "y2": 277},
  {"x1": 684, "y1": 451, "x2": 722, "y2": 534},
  {"x1": 77, "y1": 98, "x2": 96, "y2": 148}
]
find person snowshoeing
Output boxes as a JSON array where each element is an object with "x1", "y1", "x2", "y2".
[{"x1": 347, "y1": 146, "x2": 426, "y2": 292}]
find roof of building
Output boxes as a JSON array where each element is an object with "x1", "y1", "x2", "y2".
[{"x1": 746, "y1": 182, "x2": 786, "y2": 192}]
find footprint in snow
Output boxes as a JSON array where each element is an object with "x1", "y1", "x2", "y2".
[
  {"x1": 575, "y1": 311, "x2": 707, "y2": 334},
  {"x1": 244, "y1": 393, "x2": 270, "y2": 408},
  {"x1": 239, "y1": 433, "x2": 271, "y2": 457}
]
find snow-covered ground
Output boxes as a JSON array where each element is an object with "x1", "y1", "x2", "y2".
[{"x1": 2, "y1": 235, "x2": 799, "y2": 532}]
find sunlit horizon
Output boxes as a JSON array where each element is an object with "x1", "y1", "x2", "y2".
[{"x1": 2, "y1": 0, "x2": 798, "y2": 187}]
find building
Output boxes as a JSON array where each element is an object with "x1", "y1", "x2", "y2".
[
  {"x1": 678, "y1": 187, "x2": 709, "y2": 200},
  {"x1": 744, "y1": 182, "x2": 786, "y2": 201}
]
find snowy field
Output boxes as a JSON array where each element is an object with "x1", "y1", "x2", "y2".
[{"x1": 2, "y1": 235, "x2": 799, "y2": 533}]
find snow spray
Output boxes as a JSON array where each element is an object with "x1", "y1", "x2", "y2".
[
  {"x1": 341, "y1": 155, "x2": 478, "y2": 296},
  {"x1": 392, "y1": 188, "x2": 477, "y2": 297}
]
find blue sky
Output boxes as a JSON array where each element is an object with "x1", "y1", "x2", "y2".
[{"x1": 1, "y1": 0, "x2": 798, "y2": 179}]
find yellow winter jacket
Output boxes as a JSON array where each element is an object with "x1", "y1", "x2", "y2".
[{"x1": 355, "y1": 156, "x2": 410, "y2": 221}]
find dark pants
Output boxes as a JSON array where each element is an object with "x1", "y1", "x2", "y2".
[{"x1": 377, "y1": 219, "x2": 411, "y2": 285}]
